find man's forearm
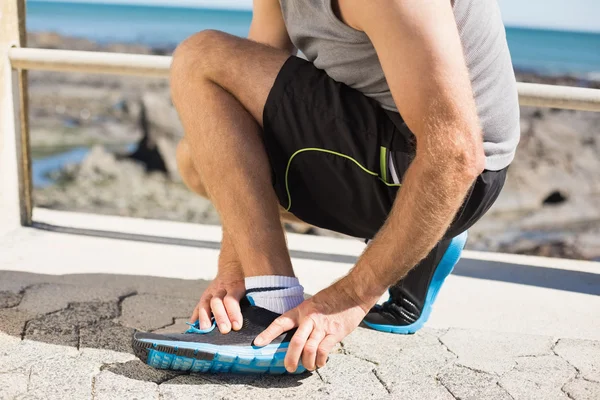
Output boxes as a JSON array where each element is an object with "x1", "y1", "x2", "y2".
[{"x1": 344, "y1": 139, "x2": 484, "y2": 309}]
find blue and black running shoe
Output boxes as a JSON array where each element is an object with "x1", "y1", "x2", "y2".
[
  {"x1": 132, "y1": 298, "x2": 304, "y2": 374},
  {"x1": 363, "y1": 231, "x2": 468, "y2": 334}
]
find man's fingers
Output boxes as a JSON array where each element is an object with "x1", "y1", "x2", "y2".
[
  {"x1": 189, "y1": 303, "x2": 200, "y2": 324},
  {"x1": 316, "y1": 335, "x2": 338, "y2": 369},
  {"x1": 210, "y1": 297, "x2": 231, "y2": 334},
  {"x1": 198, "y1": 299, "x2": 212, "y2": 330},
  {"x1": 223, "y1": 295, "x2": 243, "y2": 331},
  {"x1": 302, "y1": 328, "x2": 325, "y2": 371},
  {"x1": 254, "y1": 312, "x2": 297, "y2": 346},
  {"x1": 284, "y1": 319, "x2": 314, "y2": 373}
]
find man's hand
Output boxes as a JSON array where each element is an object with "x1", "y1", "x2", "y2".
[
  {"x1": 254, "y1": 278, "x2": 376, "y2": 372},
  {"x1": 190, "y1": 262, "x2": 245, "y2": 334}
]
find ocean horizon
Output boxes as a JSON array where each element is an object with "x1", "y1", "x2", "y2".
[{"x1": 26, "y1": 0, "x2": 600, "y2": 78}]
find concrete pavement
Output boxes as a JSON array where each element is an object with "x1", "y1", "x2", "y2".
[
  {"x1": 1, "y1": 210, "x2": 599, "y2": 399},
  {"x1": 1, "y1": 270, "x2": 599, "y2": 400}
]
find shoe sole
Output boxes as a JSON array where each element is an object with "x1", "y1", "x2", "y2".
[
  {"x1": 363, "y1": 231, "x2": 468, "y2": 334},
  {"x1": 132, "y1": 335, "x2": 305, "y2": 374}
]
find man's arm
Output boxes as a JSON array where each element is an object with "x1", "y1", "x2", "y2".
[
  {"x1": 255, "y1": 0, "x2": 486, "y2": 372},
  {"x1": 249, "y1": 0, "x2": 295, "y2": 54},
  {"x1": 341, "y1": 0, "x2": 486, "y2": 303}
]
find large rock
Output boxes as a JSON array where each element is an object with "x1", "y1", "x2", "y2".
[
  {"x1": 469, "y1": 105, "x2": 600, "y2": 260},
  {"x1": 129, "y1": 93, "x2": 184, "y2": 180}
]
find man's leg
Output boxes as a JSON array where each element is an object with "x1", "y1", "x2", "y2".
[
  {"x1": 176, "y1": 138, "x2": 309, "y2": 232},
  {"x1": 177, "y1": 136, "x2": 309, "y2": 330},
  {"x1": 172, "y1": 30, "x2": 309, "y2": 329},
  {"x1": 131, "y1": 30, "x2": 315, "y2": 373},
  {"x1": 170, "y1": 30, "x2": 292, "y2": 278}
]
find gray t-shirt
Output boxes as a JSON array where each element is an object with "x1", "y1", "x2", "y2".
[{"x1": 279, "y1": 0, "x2": 520, "y2": 171}]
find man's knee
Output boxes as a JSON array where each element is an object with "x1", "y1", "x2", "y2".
[
  {"x1": 170, "y1": 30, "x2": 232, "y2": 92},
  {"x1": 176, "y1": 139, "x2": 208, "y2": 197}
]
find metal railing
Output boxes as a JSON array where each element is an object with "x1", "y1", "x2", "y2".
[{"x1": 1, "y1": 0, "x2": 600, "y2": 229}]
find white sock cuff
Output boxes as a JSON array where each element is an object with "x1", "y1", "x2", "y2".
[
  {"x1": 246, "y1": 286, "x2": 305, "y2": 314},
  {"x1": 246, "y1": 285, "x2": 304, "y2": 299},
  {"x1": 244, "y1": 275, "x2": 300, "y2": 290}
]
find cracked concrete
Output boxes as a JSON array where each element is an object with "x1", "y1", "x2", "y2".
[
  {"x1": 438, "y1": 365, "x2": 513, "y2": 399},
  {"x1": 554, "y1": 339, "x2": 600, "y2": 383},
  {"x1": 563, "y1": 378, "x2": 600, "y2": 400},
  {"x1": 0, "y1": 271, "x2": 598, "y2": 399},
  {"x1": 439, "y1": 329, "x2": 556, "y2": 375},
  {"x1": 94, "y1": 371, "x2": 158, "y2": 400},
  {"x1": 25, "y1": 301, "x2": 121, "y2": 347},
  {"x1": 17, "y1": 283, "x2": 134, "y2": 316},
  {"x1": 500, "y1": 354, "x2": 577, "y2": 399},
  {"x1": 0, "y1": 371, "x2": 29, "y2": 400},
  {"x1": 0, "y1": 291, "x2": 23, "y2": 309},
  {"x1": 119, "y1": 293, "x2": 197, "y2": 331}
]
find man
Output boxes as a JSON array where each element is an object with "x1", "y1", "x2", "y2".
[{"x1": 133, "y1": 0, "x2": 519, "y2": 374}]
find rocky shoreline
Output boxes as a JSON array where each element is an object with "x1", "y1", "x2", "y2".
[{"x1": 29, "y1": 32, "x2": 600, "y2": 260}]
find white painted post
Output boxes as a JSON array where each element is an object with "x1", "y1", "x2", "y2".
[{"x1": 0, "y1": 0, "x2": 31, "y2": 230}]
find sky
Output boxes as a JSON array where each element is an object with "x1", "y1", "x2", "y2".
[{"x1": 35, "y1": 0, "x2": 600, "y2": 33}]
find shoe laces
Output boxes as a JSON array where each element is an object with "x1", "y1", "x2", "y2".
[
  {"x1": 185, "y1": 320, "x2": 216, "y2": 334},
  {"x1": 379, "y1": 289, "x2": 421, "y2": 324}
]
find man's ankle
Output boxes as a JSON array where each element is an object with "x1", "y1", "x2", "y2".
[{"x1": 245, "y1": 275, "x2": 304, "y2": 314}]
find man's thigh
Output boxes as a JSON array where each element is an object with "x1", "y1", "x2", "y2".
[
  {"x1": 260, "y1": 56, "x2": 405, "y2": 239},
  {"x1": 171, "y1": 30, "x2": 289, "y2": 127}
]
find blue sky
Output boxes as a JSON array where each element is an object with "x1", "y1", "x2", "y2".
[{"x1": 35, "y1": 0, "x2": 600, "y2": 33}]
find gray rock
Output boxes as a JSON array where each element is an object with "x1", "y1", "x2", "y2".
[
  {"x1": 119, "y1": 294, "x2": 197, "y2": 331},
  {"x1": 77, "y1": 146, "x2": 125, "y2": 183},
  {"x1": 132, "y1": 92, "x2": 184, "y2": 180},
  {"x1": 468, "y1": 106, "x2": 600, "y2": 260},
  {"x1": 35, "y1": 151, "x2": 221, "y2": 224}
]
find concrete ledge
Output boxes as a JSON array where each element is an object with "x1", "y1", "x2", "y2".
[{"x1": 1, "y1": 208, "x2": 599, "y2": 341}]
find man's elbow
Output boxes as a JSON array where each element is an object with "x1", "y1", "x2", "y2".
[
  {"x1": 448, "y1": 140, "x2": 486, "y2": 180},
  {"x1": 423, "y1": 136, "x2": 486, "y2": 181}
]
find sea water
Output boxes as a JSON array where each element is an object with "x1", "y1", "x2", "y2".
[
  {"x1": 26, "y1": 1, "x2": 600, "y2": 186},
  {"x1": 28, "y1": 0, "x2": 600, "y2": 78}
]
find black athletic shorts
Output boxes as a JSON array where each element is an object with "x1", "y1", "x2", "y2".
[{"x1": 263, "y1": 56, "x2": 507, "y2": 240}]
